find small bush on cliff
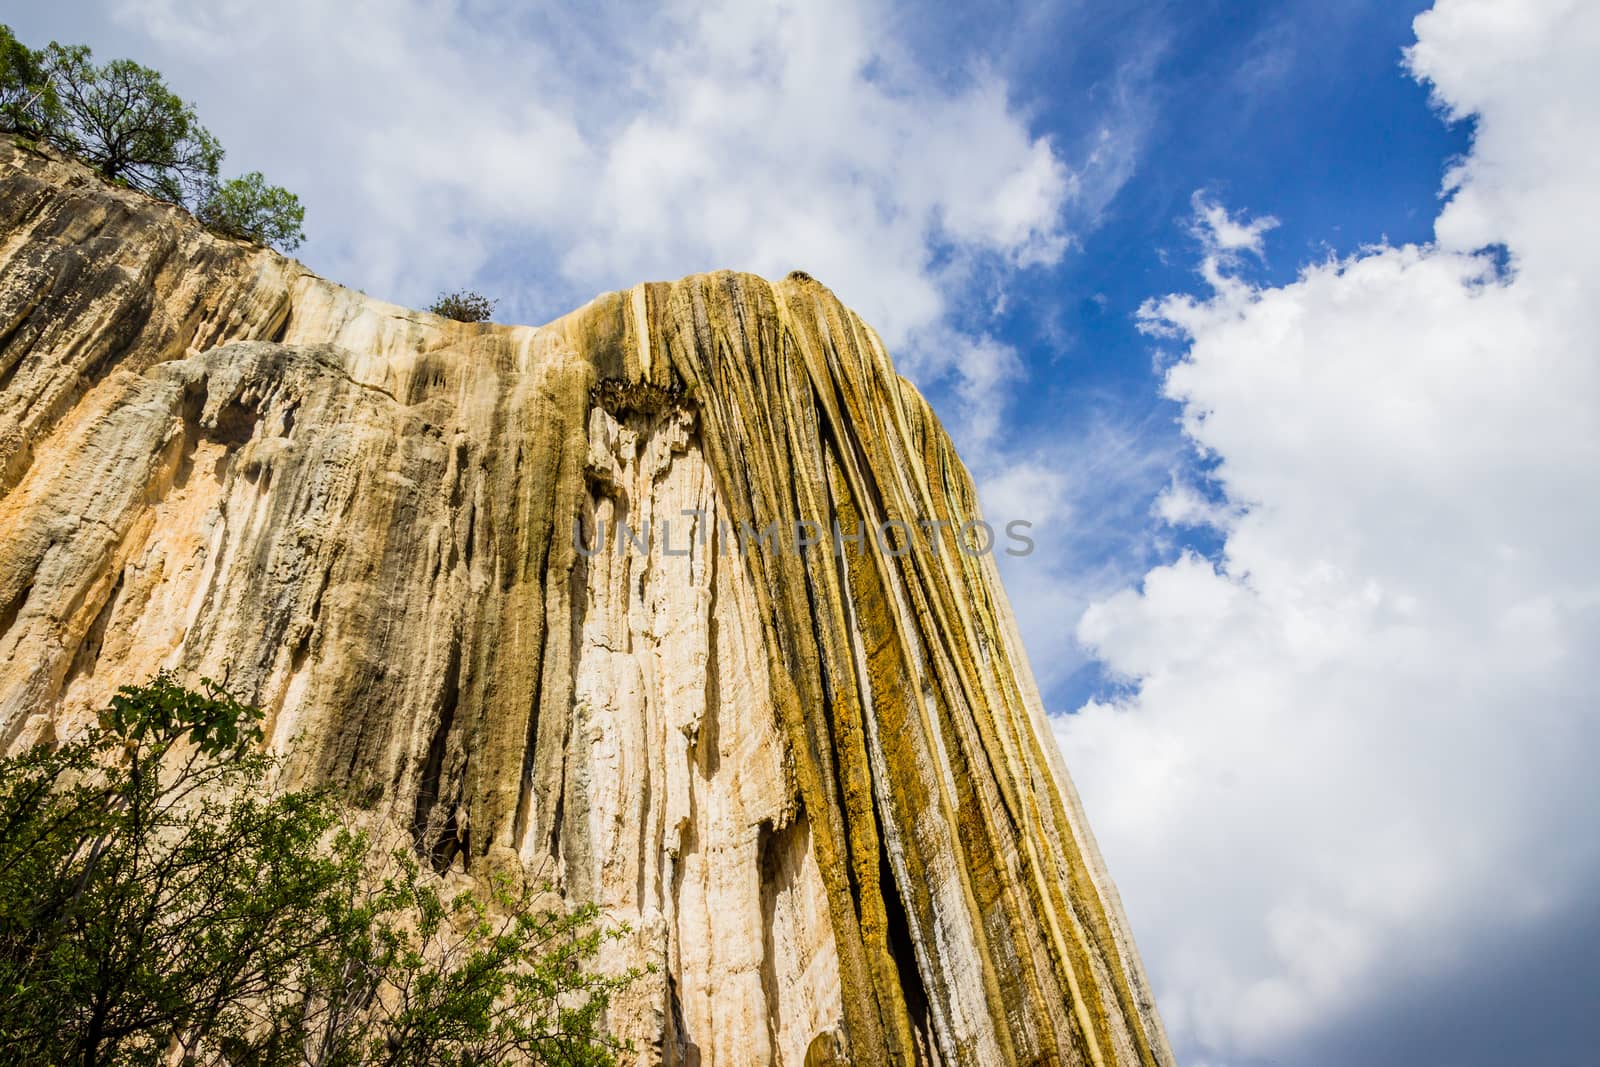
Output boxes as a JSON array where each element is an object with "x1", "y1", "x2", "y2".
[
  {"x1": 0, "y1": 672, "x2": 635, "y2": 1066},
  {"x1": 0, "y1": 23, "x2": 306, "y2": 252},
  {"x1": 197, "y1": 170, "x2": 307, "y2": 252},
  {"x1": 429, "y1": 289, "x2": 499, "y2": 323}
]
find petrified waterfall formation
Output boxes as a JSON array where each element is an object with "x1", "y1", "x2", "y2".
[{"x1": 0, "y1": 144, "x2": 1171, "y2": 1066}]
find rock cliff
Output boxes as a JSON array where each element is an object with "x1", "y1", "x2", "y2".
[{"x1": 0, "y1": 142, "x2": 1172, "y2": 1066}]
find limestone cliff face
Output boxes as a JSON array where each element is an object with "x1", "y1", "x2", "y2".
[{"x1": 0, "y1": 142, "x2": 1171, "y2": 1066}]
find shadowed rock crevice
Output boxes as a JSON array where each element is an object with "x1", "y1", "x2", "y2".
[
  {"x1": 0, "y1": 581, "x2": 29, "y2": 651},
  {"x1": 63, "y1": 569, "x2": 123, "y2": 693},
  {"x1": 877, "y1": 841, "x2": 937, "y2": 1066},
  {"x1": 758, "y1": 816, "x2": 791, "y2": 1060},
  {"x1": 413, "y1": 635, "x2": 463, "y2": 870}
]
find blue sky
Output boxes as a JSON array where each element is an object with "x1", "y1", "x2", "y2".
[
  {"x1": 10, "y1": 2, "x2": 1597, "y2": 1064},
  {"x1": 966, "y1": 0, "x2": 1476, "y2": 709}
]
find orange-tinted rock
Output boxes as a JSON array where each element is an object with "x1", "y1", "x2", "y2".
[{"x1": 0, "y1": 142, "x2": 1171, "y2": 1066}]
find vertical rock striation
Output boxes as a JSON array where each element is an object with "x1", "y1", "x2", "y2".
[{"x1": 0, "y1": 142, "x2": 1172, "y2": 1065}]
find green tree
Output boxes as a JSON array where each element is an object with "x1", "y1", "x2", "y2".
[
  {"x1": 0, "y1": 24, "x2": 57, "y2": 137},
  {"x1": 250, "y1": 853, "x2": 633, "y2": 1067},
  {"x1": 428, "y1": 289, "x2": 499, "y2": 323},
  {"x1": 4, "y1": 26, "x2": 308, "y2": 251},
  {"x1": 41, "y1": 42, "x2": 222, "y2": 203},
  {"x1": 0, "y1": 673, "x2": 341, "y2": 1065},
  {"x1": 0, "y1": 673, "x2": 636, "y2": 1066},
  {"x1": 198, "y1": 170, "x2": 307, "y2": 252}
]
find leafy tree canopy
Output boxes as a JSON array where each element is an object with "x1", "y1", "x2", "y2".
[
  {"x1": 199, "y1": 171, "x2": 307, "y2": 252},
  {"x1": 0, "y1": 24, "x2": 57, "y2": 136},
  {"x1": 42, "y1": 42, "x2": 221, "y2": 204},
  {"x1": 0, "y1": 672, "x2": 637, "y2": 1066},
  {"x1": 2, "y1": 23, "x2": 306, "y2": 252}
]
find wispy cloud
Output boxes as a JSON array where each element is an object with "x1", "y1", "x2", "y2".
[
  {"x1": 980, "y1": 405, "x2": 1184, "y2": 700},
  {"x1": 1189, "y1": 192, "x2": 1279, "y2": 256},
  {"x1": 92, "y1": 0, "x2": 1110, "y2": 360}
]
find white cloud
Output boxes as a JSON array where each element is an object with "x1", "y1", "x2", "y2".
[
  {"x1": 84, "y1": 0, "x2": 1091, "y2": 365},
  {"x1": 1056, "y1": 0, "x2": 1600, "y2": 1061},
  {"x1": 941, "y1": 333, "x2": 1024, "y2": 451},
  {"x1": 1152, "y1": 476, "x2": 1232, "y2": 528},
  {"x1": 1189, "y1": 191, "x2": 1279, "y2": 257},
  {"x1": 982, "y1": 413, "x2": 1181, "y2": 699}
]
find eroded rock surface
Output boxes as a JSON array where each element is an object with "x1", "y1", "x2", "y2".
[{"x1": 0, "y1": 142, "x2": 1173, "y2": 1066}]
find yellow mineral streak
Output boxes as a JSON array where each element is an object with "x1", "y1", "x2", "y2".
[{"x1": 0, "y1": 142, "x2": 1172, "y2": 1066}]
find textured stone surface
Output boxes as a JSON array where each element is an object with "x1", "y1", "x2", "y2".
[{"x1": 0, "y1": 142, "x2": 1173, "y2": 1066}]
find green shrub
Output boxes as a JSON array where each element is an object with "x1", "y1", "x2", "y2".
[
  {"x1": 429, "y1": 289, "x2": 499, "y2": 323},
  {"x1": 198, "y1": 170, "x2": 306, "y2": 252},
  {"x1": 0, "y1": 672, "x2": 637, "y2": 1066}
]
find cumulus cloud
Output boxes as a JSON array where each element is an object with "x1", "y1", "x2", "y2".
[
  {"x1": 11, "y1": 0, "x2": 1115, "y2": 461},
  {"x1": 1055, "y1": 1, "x2": 1600, "y2": 1062},
  {"x1": 76, "y1": 0, "x2": 1094, "y2": 368},
  {"x1": 1152, "y1": 475, "x2": 1234, "y2": 529}
]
